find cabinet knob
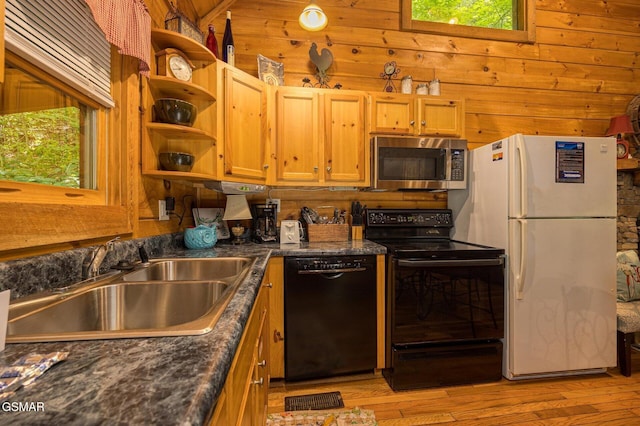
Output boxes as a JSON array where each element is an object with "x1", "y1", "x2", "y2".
[
  {"x1": 252, "y1": 378, "x2": 264, "y2": 386},
  {"x1": 257, "y1": 359, "x2": 266, "y2": 367},
  {"x1": 313, "y1": 166, "x2": 318, "y2": 173},
  {"x1": 421, "y1": 120, "x2": 426, "y2": 126},
  {"x1": 326, "y1": 166, "x2": 332, "y2": 173},
  {"x1": 263, "y1": 164, "x2": 269, "y2": 169},
  {"x1": 410, "y1": 120, "x2": 415, "y2": 126},
  {"x1": 263, "y1": 282, "x2": 273, "y2": 288},
  {"x1": 273, "y1": 330, "x2": 284, "y2": 342}
]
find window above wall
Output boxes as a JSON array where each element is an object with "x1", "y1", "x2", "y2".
[{"x1": 401, "y1": 0, "x2": 535, "y2": 43}]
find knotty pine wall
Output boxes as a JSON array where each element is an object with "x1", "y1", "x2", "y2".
[
  {"x1": 144, "y1": 0, "x2": 640, "y2": 231},
  {"x1": 203, "y1": 0, "x2": 639, "y2": 150}
]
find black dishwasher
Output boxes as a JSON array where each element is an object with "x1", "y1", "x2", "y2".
[{"x1": 284, "y1": 255, "x2": 377, "y2": 381}]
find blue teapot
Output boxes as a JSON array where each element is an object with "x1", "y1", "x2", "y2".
[{"x1": 184, "y1": 225, "x2": 217, "y2": 249}]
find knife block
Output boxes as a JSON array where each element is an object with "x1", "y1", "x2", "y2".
[{"x1": 351, "y1": 225, "x2": 363, "y2": 240}]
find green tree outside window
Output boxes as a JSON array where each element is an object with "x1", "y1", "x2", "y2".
[{"x1": 412, "y1": 0, "x2": 514, "y2": 30}]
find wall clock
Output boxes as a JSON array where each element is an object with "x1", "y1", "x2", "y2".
[
  {"x1": 617, "y1": 139, "x2": 630, "y2": 159},
  {"x1": 380, "y1": 61, "x2": 400, "y2": 92},
  {"x1": 156, "y1": 48, "x2": 195, "y2": 82}
]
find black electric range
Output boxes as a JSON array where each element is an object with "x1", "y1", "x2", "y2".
[
  {"x1": 365, "y1": 208, "x2": 506, "y2": 391},
  {"x1": 365, "y1": 208, "x2": 503, "y2": 259}
]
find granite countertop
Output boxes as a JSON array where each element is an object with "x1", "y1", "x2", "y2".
[{"x1": 0, "y1": 240, "x2": 386, "y2": 425}]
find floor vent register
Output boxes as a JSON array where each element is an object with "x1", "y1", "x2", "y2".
[{"x1": 284, "y1": 391, "x2": 345, "y2": 411}]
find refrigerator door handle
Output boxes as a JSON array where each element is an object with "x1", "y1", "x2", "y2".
[
  {"x1": 516, "y1": 218, "x2": 527, "y2": 300},
  {"x1": 515, "y1": 136, "x2": 528, "y2": 218}
]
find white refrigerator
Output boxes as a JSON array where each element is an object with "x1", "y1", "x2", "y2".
[{"x1": 449, "y1": 134, "x2": 617, "y2": 380}]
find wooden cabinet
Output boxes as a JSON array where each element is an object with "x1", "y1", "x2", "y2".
[
  {"x1": 142, "y1": 29, "x2": 218, "y2": 182},
  {"x1": 272, "y1": 87, "x2": 320, "y2": 183},
  {"x1": 370, "y1": 93, "x2": 464, "y2": 138},
  {"x1": 219, "y1": 65, "x2": 269, "y2": 183},
  {"x1": 267, "y1": 257, "x2": 284, "y2": 379},
  {"x1": 324, "y1": 93, "x2": 369, "y2": 185},
  {"x1": 210, "y1": 265, "x2": 271, "y2": 426},
  {"x1": 271, "y1": 87, "x2": 369, "y2": 186}
]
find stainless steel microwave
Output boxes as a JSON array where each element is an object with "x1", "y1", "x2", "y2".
[{"x1": 372, "y1": 136, "x2": 467, "y2": 190}]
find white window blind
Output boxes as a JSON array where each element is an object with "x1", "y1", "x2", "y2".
[{"x1": 5, "y1": 0, "x2": 114, "y2": 107}]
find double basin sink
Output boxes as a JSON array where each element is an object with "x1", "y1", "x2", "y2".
[{"x1": 6, "y1": 257, "x2": 256, "y2": 343}]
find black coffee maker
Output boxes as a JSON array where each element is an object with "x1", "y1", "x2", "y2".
[{"x1": 251, "y1": 203, "x2": 278, "y2": 243}]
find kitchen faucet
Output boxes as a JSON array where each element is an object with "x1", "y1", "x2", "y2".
[{"x1": 82, "y1": 237, "x2": 120, "y2": 279}]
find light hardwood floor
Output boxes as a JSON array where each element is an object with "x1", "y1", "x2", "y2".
[{"x1": 268, "y1": 352, "x2": 640, "y2": 425}]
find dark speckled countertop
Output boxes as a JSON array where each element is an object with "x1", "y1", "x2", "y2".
[{"x1": 0, "y1": 240, "x2": 385, "y2": 425}]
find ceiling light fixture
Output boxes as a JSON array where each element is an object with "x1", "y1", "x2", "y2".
[{"x1": 299, "y1": 1, "x2": 328, "y2": 31}]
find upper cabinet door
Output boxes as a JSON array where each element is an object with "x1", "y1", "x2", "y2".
[
  {"x1": 417, "y1": 98, "x2": 464, "y2": 137},
  {"x1": 274, "y1": 87, "x2": 320, "y2": 183},
  {"x1": 323, "y1": 92, "x2": 369, "y2": 185},
  {"x1": 224, "y1": 67, "x2": 268, "y2": 181},
  {"x1": 369, "y1": 94, "x2": 414, "y2": 134},
  {"x1": 370, "y1": 94, "x2": 465, "y2": 138}
]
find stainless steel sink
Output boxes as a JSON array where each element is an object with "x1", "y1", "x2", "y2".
[
  {"x1": 121, "y1": 257, "x2": 252, "y2": 282},
  {"x1": 6, "y1": 256, "x2": 256, "y2": 343}
]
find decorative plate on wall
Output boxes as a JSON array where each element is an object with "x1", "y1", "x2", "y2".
[{"x1": 257, "y1": 54, "x2": 284, "y2": 86}]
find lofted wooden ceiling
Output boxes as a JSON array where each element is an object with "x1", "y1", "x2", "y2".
[{"x1": 191, "y1": 0, "x2": 239, "y2": 24}]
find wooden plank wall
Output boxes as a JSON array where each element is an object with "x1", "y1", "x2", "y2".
[
  {"x1": 192, "y1": 0, "x2": 640, "y2": 214},
  {"x1": 146, "y1": 0, "x2": 640, "y2": 226},
  {"x1": 203, "y1": 0, "x2": 640, "y2": 150}
]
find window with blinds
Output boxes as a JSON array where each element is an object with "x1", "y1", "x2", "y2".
[{"x1": 5, "y1": 0, "x2": 113, "y2": 107}]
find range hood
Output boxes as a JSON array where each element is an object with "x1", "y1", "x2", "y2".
[{"x1": 202, "y1": 181, "x2": 267, "y2": 194}]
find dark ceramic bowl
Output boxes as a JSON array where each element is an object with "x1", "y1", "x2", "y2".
[
  {"x1": 159, "y1": 152, "x2": 195, "y2": 172},
  {"x1": 153, "y1": 98, "x2": 197, "y2": 127}
]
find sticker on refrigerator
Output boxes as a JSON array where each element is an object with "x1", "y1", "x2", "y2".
[
  {"x1": 555, "y1": 141, "x2": 584, "y2": 183},
  {"x1": 491, "y1": 141, "x2": 503, "y2": 161}
]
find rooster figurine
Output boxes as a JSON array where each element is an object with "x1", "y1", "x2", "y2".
[{"x1": 309, "y1": 42, "x2": 333, "y2": 87}]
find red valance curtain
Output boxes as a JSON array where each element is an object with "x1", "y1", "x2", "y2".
[{"x1": 84, "y1": 0, "x2": 151, "y2": 76}]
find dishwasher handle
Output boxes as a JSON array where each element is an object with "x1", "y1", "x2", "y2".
[
  {"x1": 396, "y1": 258, "x2": 504, "y2": 268},
  {"x1": 297, "y1": 267, "x2": 368, "y2": 275}
]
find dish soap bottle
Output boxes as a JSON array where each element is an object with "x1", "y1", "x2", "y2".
[
  {"x1": 206, "y1": 24, "x2": 219, "y2": 58},
  {"x1": 222, "y1": 10, "x2": 235, "y2": 66}
]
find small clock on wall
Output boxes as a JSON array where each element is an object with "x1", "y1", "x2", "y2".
[
  {"x1": 380, "y1": 61, "x2": 400, "y2": 92},
  {"x1": 156, "y1": 48, "x2": 195, "y2": 82},
  {"x1": 617, "y1": 139, "x2": 630, "y2": 159}
]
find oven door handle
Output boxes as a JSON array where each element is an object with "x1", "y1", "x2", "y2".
[{"x1": 396, "y1": 258, "x2": 504, "y2": 268}]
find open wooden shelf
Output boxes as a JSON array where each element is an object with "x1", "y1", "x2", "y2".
[
  {"x1": 146, "y1": 122, "x2": 216, "y2": 142},
  {"x1": 149, "y1": 76, "x2": 216, "y2": 102},
  {"x1": 150, "y1": 29, "x2": 216, "y2": 63},
  {"x1": 141, "y1": 170, "x2": 217, "y2": 182},
  {"x1": 617, "y1": 158, "x2": 640, "y2": 171}
]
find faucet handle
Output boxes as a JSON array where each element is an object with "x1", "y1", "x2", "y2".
[
  {"x1": 138, "y1": 245, "x2": 150, "y2": 264},
  {"x1": 105, "y1": 236, "x2": 120, "y2": 250}
]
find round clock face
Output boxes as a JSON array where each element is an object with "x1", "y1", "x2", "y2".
[
  {"x1": 617, "y1": 140, "x2": 629, "y2": 159},
  {"x1": 384, "y1": 61, "x2": 397, "y2": 76},
  {"x1": 169, "y1": 55, "x2": 192, "y2": 81}
]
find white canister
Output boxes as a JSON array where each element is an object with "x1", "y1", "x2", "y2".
[
  {"x1": 416, "y1": 83, "x2": 428, "y2": 95},
  {"x1": 429, "y1": 79, "x2": 441, "y2": 96},
  {"x1": 401, "y1": 75, "x2": 413, "y2": 94}
]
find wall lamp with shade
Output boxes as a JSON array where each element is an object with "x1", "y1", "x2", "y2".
[
  {"x1": 223, "y1": 195, "x2": 253, "y2": 244},
  {"x1": 299, "y1": 1, "x2": 328, "y2": 31},
  {"x1": 606, "y1": 114, "x2": 636, "y2": 159}
]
